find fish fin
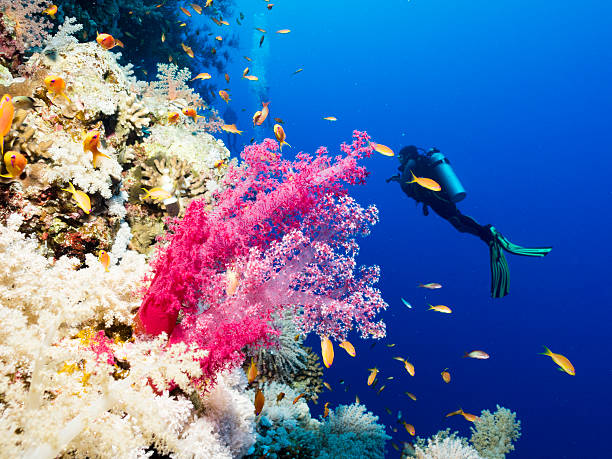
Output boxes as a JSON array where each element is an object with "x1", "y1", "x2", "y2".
[
  {"x1": 427, "y1": 304, "x2": 434, "y2": 310},
  {"x1": 61, "y1": 92, "x2": 71, "y2": 103},
  {"x1": 61, "y1": 182, "x2": 75, "y2": 194},
  {"x1": 116, "y1": 39, "x2": 125, "y2": 48},
  {"x1": 140, "y1": 188, "x2": 151, "y2": 199},
  {"x1": 282, "y1": 141, "x2": 291, "y2": 149},
  {"x1": 408, "y1": 170, "x2": 416, "y2": 183},
  {"x1": 539, "y1": 346, "x2": 552, "y2": 356},
  {"x1": 0, "y1": 173, "x2": 15, "y2": 178},
  {"x1": 462, "y1": 352, "x2": 468, "y2": 358}
]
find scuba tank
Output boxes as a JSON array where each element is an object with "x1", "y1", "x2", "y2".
[{"x1": 427, "y1": 148, "x2": 466, "y2": 203}]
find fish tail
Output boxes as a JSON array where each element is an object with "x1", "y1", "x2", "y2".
[
  {"x1": 540, "y1": 346, "x2": 552, "y2": 356},
  {"x1": 427, "y1": 304, "x2": 434, "y2": 310},
  {"x1": 61, "y1": 92, "x2": 71, "y2": 103},
  {"x1": 282, "y1": 141, "x2": 291, "y2": 149},
  {"x1": 61, "y1": 182, "x2": 75, "y2": 194},
  {"x1": 462, "y1": 352, "x2": 468, "y2": 358},
  {"x1": 116, "y1": 39, "x2": 125, "y2": 48},
  {"x1": 140, "y1": 188, "x2": 151, "y2": 200},
  {"x1": 408, "y1": 170, "x2": 417, "y2": 183}
]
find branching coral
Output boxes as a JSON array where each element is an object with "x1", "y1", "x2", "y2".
[
  {"x1": 469, "y1": 406, "x2": 521, "y2": 459},
  {"x1": 415, "y1": 436, "x2": 483, "y2": 459}
]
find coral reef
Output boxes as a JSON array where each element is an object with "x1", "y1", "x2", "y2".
[
  {"x1": 470, "y1": 406, "x2": 521, "y2": 459},
  {"x1": 415, "y1": 436, "x2": 483, "y2": 459}
]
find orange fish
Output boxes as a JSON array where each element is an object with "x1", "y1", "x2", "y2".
[
  {"x1": 181, "y1": 43, "x2": 194, "y2": 58},
  {"x1": 0, "y1": 94, "x2": 14, "y2": 154},
  {"x1": 367, "y1": 368, "x2": 378, "y2": 386},
  {"x1": 219, "y1": 90, "x2": 231, "y2": 103},
  {"x1": 407, "y1": 170, "x2": 441, "y2": 191},
  {"x1": 254, "y1": 389, "x2": 265, "y2": 415},
  {"x1": 244, "y1": 75, "x2": 259, "y2": 81},
  {"x1": 0, "y1": 151, "x2": 26, "y2": 178},
  {"x1": 418, "y1": 282, "x2": 442, "y2": 289},
  {"x1": 167, "y1": 112, "x2": 180, "y2": 124},
  {"x1": 276, "y1": 392, "x2": 285, "y2": 402},
  {"x1": 404, "y1": 360, "x2": 415, "y2": 376},
  {"x1": 441, "y1": 369, "x2": 451, "y2": 383},
  {"x1": 253, "y1": 101, "x2": 269, "y2": 126},
  {"x1": 221, "y1": 124, "x2": 243, "y2": 134},
  {"x1": 403, "y1": 422, "x2": 415, "y2": 436},
  {"x1": 276, "y1": 29, "x2": 291, "y2": 34},
  {"x1": 224, "y1": 73, "x2": 230, "y2": 83},
  {"x1": 293, "y1": 393, "x2": 305, "y2": 404},
  {"x1": 247, "y1": 357, "x2": 258, "y2": 383},
  {"x1": 96, "y1": 33, "x2": 124, "y2": 50},
  {"x1": 405, "y1": 392, "x2": 417, "y2": 401},
  {"x1": 43, "y1": 5, "x2": 58, "y2": 19},
  {"x1": 205, "y1": 0, "x2": 213, "y2": 6},
  {"x1": 242, "y1": 67, "x2": 250, "y2": 78},
  {"x1": 211, "y1": 17, "x2": 221, "y2": 26},
  {"x1": 141, "y1": 187, "x2": 172, "y2": 201},
  {"x1": 321, "y1": 336, "x2": 334, "y2": 368},
  {"x1": 44, "y1": 76, "x2": 71, "y2": 103},
  {"x1": 191, "y1": 73, "x2": 211, "y2": 81},
  {"x1": 255, "y1": 27, "x2": 266, "y2": 33},
  {"x1": 463, "y1": 350, "x2": 490, "y2": 360},
  {"x1": 323, "y1": 401, "x2": 330, "y2": 417},
  {"x1": 216, "y1": 35, "x2": 223, "y2": 42},
  {"x1": 190, "y1": 3, "x2": 202, "y2": 14},
  {"x1": 339, "y1": 341, "x2": 356, "y2": 357},
  {"x1": 244, "y1": 56, "x2": 252, "y2": 61},
  {"x1": 323, "y1": 116, "x2": 337, "y2": 121},
  {"x1": 428, "y1": 304, "x2": 452, "y2": 314},
  {"x1": 370, "y1": 142, "x2": 394, "y2": 157},
  {"x1": 182, "y1": 107, "x2": 204, "y2": 121},
  {"x1": 180, "y1": 6, "x2": 191, "y2": 16},
  {"x1": 267, "y1": 3, "x2": 274, "y2": 10},
  {"x1": 161, "y1": 32, "x2": 165, "y2": 42},
  {"x1": 273, "y1": 124, "x2": 290, "y2": 150},
  {"x1": 98, "y1": 250, "x2": 110, "y2": 272},
  {"x1": 460, "y1": 410, "x2": 479, "y2": 422},
  {"x1": 83, "y1": 130, "x2": 110, "y2": 167},
  {"x1": 540, "y1": 346, "x2": 575, "y2": 375},
  {"x1": 220, "y1": 20, "x2": 229, "y2": 26},
  {"x1": 62, "y1": 182, "x2": 91, "y2": 214}
]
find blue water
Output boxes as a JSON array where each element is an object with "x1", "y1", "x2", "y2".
[{"x1": 204, "y1": 1, "x2": 611, "y2": 457}]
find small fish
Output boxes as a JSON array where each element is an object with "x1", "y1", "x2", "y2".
[
  {"x1": 205, "y1": 0, "x2": 213, "y2": 6},
  {"x1": 44, "y1": 76, "x2": 71, "y2": 103},
  {"x1": 181, "y1": 43, "x2": 194, "y2": 58},
  {"x1": 0, "y1": 94, "x2": 14, "y2": 155},
  {"x1": 253, "y1": 101, "x2": 270, "y2": 126},
  {"x1": 404, "y1": 360, "x2": 415, "y2": 376},
  {"x1": 259, "y1": 35, "x2": 265, "y2": 47},
  {"x1": 244, "y1": 75, "x2": 259, "y2": 81},
  {"x1": 247, "y1": 357, "x2": 257, "y2": 383},
  {"x1": 255, "y1": 27, "x2": 266, "y2": 33},
  {"x1": 179, "y1": 23, "x2": 187, "y2": 27},
  {"x1": 355, "y1": 395, "x2": 360, "y2": 404},
  {"x1": 276, "y1": 392, "x2": 285, "y2": 402},
  {"x1": 428, "y1": 304, "x2": 452, "y2": 314},
  {"x1": 225, "y1": 73, "x2": 230, "y2": 83},
  {"x1": 244, "y1": 56, "x2": 252, "y2": 61},
  {"x1": 377, "y1": 385, "x2": 386, "y2": 395},
  {"x1": 12, "y1": 96, "x2": 35, "y2": 110},
  {"x1": 323, "y1": 382, "x2": 332, "y2": 391},
  {"x1": 367, "y1": 368, "x2": 378, "y2": 386},
  {"x1": 0, "y1": 151, "x2": 26, "y2": 178},
  {"x1": 220, "y1": 20, "x2": 229, "y2": 26},
  {"x1": 182, "y1": 107, "x2": 204, "y2": 121},
  {"x1": 370, "y1": 142, "x2": 394, "y2": 157},
  {"x1": 83, "y1": 130, "x2": 110, "y2": 167},
  {"x1": 211, "y1": 17, "x2": 221, "y2": 25},
  {"x1": 385, "y1": 407, "x2": 392, "y2": 415},
  {"x1": 293, "y1": 68, "x2": 303, "y2": 75},
  {"x1": 463, "y1": 350, "x2": 490, "y2": 360},
  {"x1": 401, "y1": 298, "x2": 412, "y2": 309},
  {"x1": 540, "y1": 346, "x2": 575, "y2": 375},
  {"x1": 240, "y1": 12, "x2": 244, "y2": 19},
  {"x1": 405, "y1": 392, "x2": 417, "y2": 401},
  {"x1": 386, "y1": 343, "x2": 396, "y2": 348},
  {"x1": 219, "y1": 90, "x2": 231, "y2": 103},
  {"x1": 339, "y1": 341, "x2": 356, "y2": 357},
  {"x1": 386, "y1": 376, "x2": 394, "y2": 380},
  {"x1": 321, "y1": 336, "x2": 334, "y2": 368},
  {"x1": 190, "y1": 3, "x2": 202, "y2": 14},
  {"x1": 294, "y1": 334, "x2": 300, "y2": 342},
  {"x1": 221, "y1": 124, "x2": 243, "y2": 134},
  {"x1": 273, "y1": 124, "x2": 290, "y2": 150},
  {"x1": 180, "y1": 6, "x2": 191, "y2": 16},
  {"x1": 191, "y1": 72, "x2": 212, "y2": 81},
  {"x1": 61, "y1": 182, "x2": 91, "y2": 214},
  {"x1": 254, "y1": 389, "x2": 265, "y2": 415},
  {"x1": 167, "y1": 111, "x2": 180, "y2": 124},
  {"x1": 96, "y1": 33, "x2": 124, "y2": 50},
  {"x1": 445, "y1": 409, "x2": 463, "y2": 418},
  {"x1": 98, "y1": 250, "x2": 110, "y2": 272},
  {"x1": 460, "y1": 410, "x2": 479, "y2": 422},
  {"x1": 242, "y1": 67, "x2": 250, "y2": 78},
  {"x1": 403, "y1": 422, "x2": 415, "y2": 436},
  {"x1": 418, "y1": 282, "x2": 442, "y2": 289},
  {"x1": 43, "y1": 4, "x2": 58, "y2": 19},
  {"x1": 124, "y1": 31, "x2": 136, "y2": 39},
  {"x1": 216, "y1": 35, "x2": 223, "y2": 41},
  {"x1": 273, "y1": 117, "x2": 284, "y2": 124},
  {"x1": 407, "y1": 170, "x2": 442, "y2": 191},
  {"x1": 323, "y1": 402, "x2": 330, "y2": 418},
  {"x1": 161, "y1": 32, "x2": 165, "y2": 42},
  {"x1": 276, "y1": 29, "x2": 291, "y2": 34},
  {"x1": 293, "y1": 393, "x2": 305, "y2": 404},
  {"x1": 441, "y1": 368, "x2": 451, "y2": 383},
  {"x1": 141, "y1": 187, "x2": 172, "y2": 201},
  {"x1": 392, "y1": 442, "x2": 400, "y2": 451},
  {"x1": 323, "y1": 116, "x2": 337, "y2": 121},
  {"x1": 267, "y1": 3, "x2": 274, "y2": 10}
]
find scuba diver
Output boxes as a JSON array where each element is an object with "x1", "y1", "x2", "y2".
[{"x1": 386, "y1": 146, "x2": 552, "y2": 298}]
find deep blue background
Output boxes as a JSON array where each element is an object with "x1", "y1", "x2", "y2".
[{"x1": 204, "y1": 1, "x2": 611, "y2": 457}]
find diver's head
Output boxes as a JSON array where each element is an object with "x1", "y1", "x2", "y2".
[{"x1": 398, "y1": 145, "x2": 419, "y2": 165}]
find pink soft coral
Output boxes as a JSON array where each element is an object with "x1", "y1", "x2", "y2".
[{"x1": 137, "y1": 131, "x2": 387, "y2": 380}]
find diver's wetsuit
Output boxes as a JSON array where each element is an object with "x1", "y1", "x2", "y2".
[{"x1": 387, "y1": 145, "x2": 552, "y2": 298}]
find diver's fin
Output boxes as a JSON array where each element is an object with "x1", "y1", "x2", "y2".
[
  {"x1": 490, "y1": 226, "x2": 552, "y2": 257},
  {"x1": 488, "y1": 237, "x2": 510, "y2": 298}
]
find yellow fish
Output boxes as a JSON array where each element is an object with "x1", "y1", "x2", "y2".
[
  {"x1": 0, "y1": 94, "x2": 13, "y2": 155},
  {"x1": 407, "y1": 170, "x2": 441, "y2": 191},
  {"x1": 44, "y1": 76, "x2": 71, "y2": 103},
  {"x1": 370, "y1": 142, "x2": 394, "y2": 157},
  {"x1": 323, "y1": 402, "x2": 330, "y2": 418},
  {"x1": 323, "y1": 116, "x2": 337, "y2": 121},
  {"x1": 161, "y1": 32, "x2": 165, "y2": 42},
  {"x1": 190, "y1": 3, "x2": 202, "y2": 14},
  {"x1": 418, "y1": 282, "x2": 442, "y2": 289},
  {"x1": 321, "y1": 336, "x2": 334, "y2": 368},
  {"x1": 404, "y1": 360, "x2": 415, "y2": 376},
  {"x1": 460, "y1": 410, "x2": 479, "y2": 422},
  {"x1": 62, "y1": 182, "x2": 91, "y2": 214},
  {"x1": 216, "y1": 36, "x2": 223, "y2": 42},
  {"x1": 141, "y1": 187, "x2": 172, "y2": 201},
  {"x1": 0, "y1": 151, "x2": 27, "y2": 178},
  {"x1": 191, "y1": 73, "x2": 212, "y2": 81},
  {"x1": 323, "y1": 382, "x2": 332, "y2": 391},
  {"x1": 405, "y1": 392, "x2": 417, "y2": 401},
  {"x1": 367, "y1": 367, "x2": 378, "y2": 386},
  {"x1": 205, "y1": 0, "x2": 213, "y2": 6},
  {"x1": 254, "y1": 389, "x2": 265, "y2": 415},
  {"x1": 181, "y1": 43, "x2": 194, "y2": 58},
  {"x1": 540, "y1": 346, "x2": 575, "y2": 375},
  {"x1": 339, "y1": 341, "x2": 356, "y2": 357},
  {"x1": 43, "y1": 4, "x2": 58, "y2": 19},
  {"x1": 98, "y1": 250, "x2": 110, "y2": 272},
  {"x1": 167, "y1": 111, "x2": 180, "y2": 124},
  {"x1": 244, "y1": 75, "x2": 259, "y2": 81},
  {"x1": 428, "y1": 304, "x2": 452, "y2": 314},
  {"x1": 403, "y1": 422, "x2": 415, "y2": 436},
  {"x1": 219, "y1": 90, "x2": 231, "y2": 103},
  {"x1": 273, "y1": 124, "x2": 290, "y2": 150},
  {"x1": 255, "y1": 27, "x2": 266, "y2": 33},
  {"x1": 441, "y1": 368, "x2": 451, "y2": 383},
  {"x1": 247, "y1": 357, "x2": 258, "y2": 383},
  {"x1": 83, "y1": 130, "x2": 110, "y2": 168},
  {"x1": 276, "y1": 29, "x2": 291, "y2": 34},
  {"x1": 222, "y1": 124, "x2": 243, "y2": 135},
  {"x1": 182, "y1": 107, "x2": 204, "y2": 121}
]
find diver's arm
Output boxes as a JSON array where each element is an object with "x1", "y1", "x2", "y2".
[{"x1": 385, "y1": 174, "x2": 401, "y2": 183}]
